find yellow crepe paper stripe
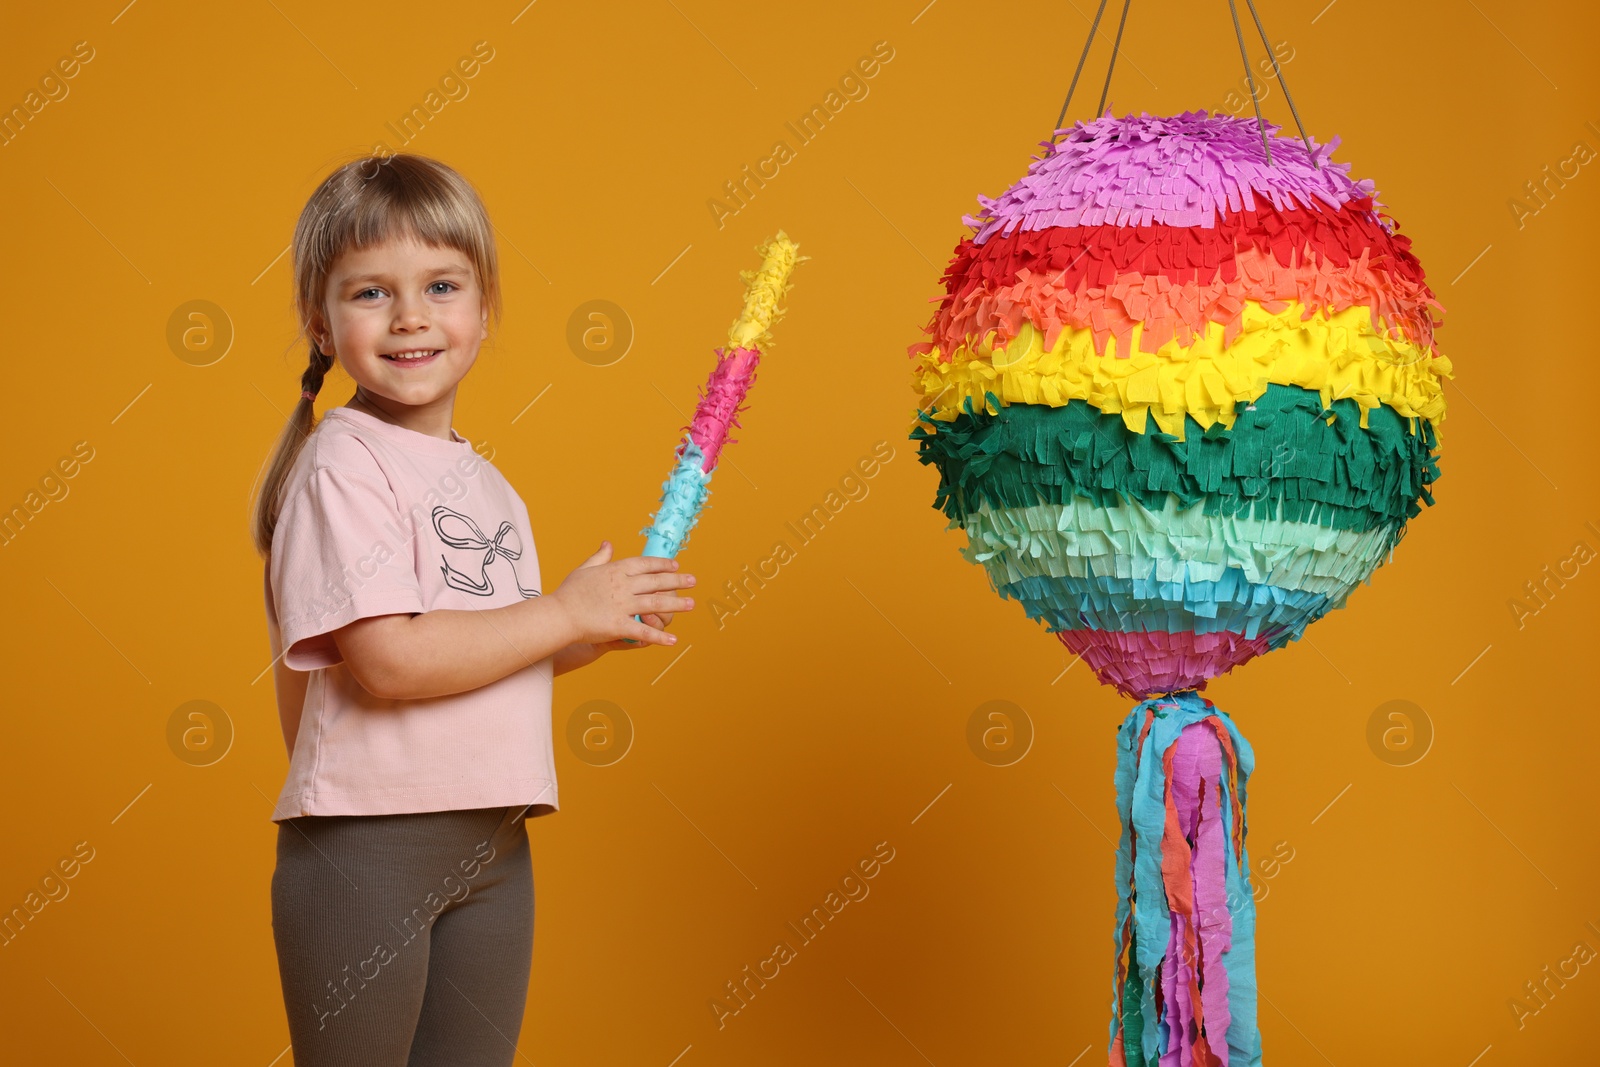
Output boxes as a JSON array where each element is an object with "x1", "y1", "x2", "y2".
[
  {"x1": 910, "y1": 299, "x2": 1453, "y2": 442},
  {"x1": 727, "y1": 231, "x2": 805, "y2": 350}
]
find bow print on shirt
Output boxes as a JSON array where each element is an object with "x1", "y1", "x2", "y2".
[{"x1": 431, "y1": 505, "x2": 541, "y2": 599}]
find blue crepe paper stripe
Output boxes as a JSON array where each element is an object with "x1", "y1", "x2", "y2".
[{"x1": 996, "y1": 568, "x2": 1334, "y2": 645}]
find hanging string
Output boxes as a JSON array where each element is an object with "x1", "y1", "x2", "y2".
[
  {"x1": 1054, "y1": 0, "x2": 1316, "y2": 169},
  {"x1": 1225, "y1": 0, "x2": 1272, "y2": 165},
  {"x1": 1054, "y1": 0, "x2": 1111, "y2": 138},
  {"x1": 1096, "y1": 0, "x2": 1133, "y2": 117},
  {"x1": 1241, "y1": 0, "x2": 1318, "y2": 168}
]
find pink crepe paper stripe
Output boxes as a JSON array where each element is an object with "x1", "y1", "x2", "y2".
[
  {"x1": 1177, "y1": 720, "x2": 1234, "y2": 1065},
  {"x1": 1194, "y1": 732, "x2": 1234, "y2": 1064},
  {"x1": 1055, "y1": 629, "x2": 1273, "y2": 698},
  {"x1": 1161, "y1": 726, "x2": 1199, "y2": 1067},
  {"x1": 685, "y1": 346, "x2": 761, "y2": 473},
  {"x1": 1155, "y1": 721, "x2": 1235, "y2": 1066},
  {"x1": 963, "y1": 111, "x2": 1377, "y2": 243}
]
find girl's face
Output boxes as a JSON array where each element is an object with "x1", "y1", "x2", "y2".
[{"x1": 314, "y1": 233, "x2": 488, "y2": 427}]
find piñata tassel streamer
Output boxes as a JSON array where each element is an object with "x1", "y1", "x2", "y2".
[
  {"x1": 639, "y1": 231, "x2": 804, "y2": 559},
  {"x1": 1109, "y1": 691, "x2": 1260, "y2": 1067}
]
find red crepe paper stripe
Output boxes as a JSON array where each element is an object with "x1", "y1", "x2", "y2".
[
  {"x1": 923, "y1": 243, "x2": 1440, "y2": 360},
  {"x1": 911, "y1": 196, "x2": 1441, "y2": 362}
]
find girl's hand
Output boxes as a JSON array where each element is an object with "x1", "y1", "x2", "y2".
[
  {"x1": 549, "y1": 541, "x2": 694, "y2": 649},
  {"x1": 596, "y1": 609, "x2": 673, "y2": 654}
]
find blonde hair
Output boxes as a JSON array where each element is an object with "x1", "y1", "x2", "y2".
[{"x1": 249, "y1": 152, "x2": 502, "y2": 558}]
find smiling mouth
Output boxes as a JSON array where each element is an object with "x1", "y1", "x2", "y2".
[{"x1": 382, "y1": 349, "x2": 441, "y2": 363}]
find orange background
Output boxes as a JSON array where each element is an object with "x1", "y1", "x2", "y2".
[{"x1": 2, "y1": 1, "x2": 1597, "y2": 1063}]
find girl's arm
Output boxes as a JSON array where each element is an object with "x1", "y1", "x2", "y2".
[
  {"x1": 336, "y1": 595, "x2": 578, "y2": 700},
  {"x1": 553, "y1": 641, "x2": 603, "y2": 676},
  {"x1": 334, "y1": 548, "x2": 691, "y2": 700}
]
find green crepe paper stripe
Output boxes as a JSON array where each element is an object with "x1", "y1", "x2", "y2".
[
  {"x1": 964, "y1": 496, "x2": 1401, "y2": 600},
  {"x1": 1120, "y1": 956, "x2": 1145, "y2": 1063},
  {"x1": 911, "y1": 383, "x2": 1440, "y2": 536}
]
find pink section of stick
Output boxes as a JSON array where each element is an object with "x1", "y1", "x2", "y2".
[{"x1": 686, "y1": 346, "x2": 761, "y2": 472}]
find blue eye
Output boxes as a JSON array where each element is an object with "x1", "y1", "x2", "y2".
[{"x1": 352, "y1": 281, "x2": 459, "y2": 300}]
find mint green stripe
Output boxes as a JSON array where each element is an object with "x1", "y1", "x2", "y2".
[{"x1": 964, "y1": 496, "x2": 1400, "y2": 599}]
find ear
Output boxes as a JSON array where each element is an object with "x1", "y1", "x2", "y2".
[
  {"x1": 480, "y1": 301, "x2": 489, "y2": 341},
  {"x1": 310, "y1": 310, "x2": 336, "y2": 356}
]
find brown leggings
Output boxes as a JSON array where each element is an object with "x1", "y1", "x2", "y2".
[{"x1": 270, "y1": 804, "x2": 535, "y2": 1066}]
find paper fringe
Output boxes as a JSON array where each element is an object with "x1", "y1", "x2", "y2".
[
  {"x1": 1057, "y1": 630, "x2": 1269, "y2": 700},
  {"x1": 727, "y1": 231, "x2": 805, "y2": 351},
  {"x1": 1110, "y1": 693, "x2": 1261, "y2": 1066},
  {"x1": 967, "y1": 110, "x2": 1372, "y2": 239},
  {"x1": 912, "y1": 383, "x2": 1440, "y2": 536},
  {"x1": 968, "y1": 493, "x2": 1398, "y2": 693},
  {"x1": 910, "y1": 301, "x2": 1451, "y2": 442},
  {"x1": 922, "y1": 243, "x2": 1442, "y2": 368},
  {"x1": 639, "y1": 346, "x2": 761, "y2": 556},
  {"x1": 966, "y1": 496, "x2": 1399, "y2": 599},
  {"x1": 640, "y1": 232, "x2": 803, "y2": 560},
  {"x1": 919, "y1": 195, "x2": 1438, "y2": 358},
  {"x1": 640, "y1": 437, "x2": 712, "y2": 559},
  {"x1": 687, "y1": 346, "x2": 761, "y2": 473},
  {"x1": 1001, "y1": 566, "x2": 1329, "y2": 641}
]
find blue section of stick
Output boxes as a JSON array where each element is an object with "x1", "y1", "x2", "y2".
[
  {"x1": 631, "y1": 436, "x2": 713, "y2": 631},
  {"x1": 640, "y1": 435, "x2": 712, "y2": 559}
]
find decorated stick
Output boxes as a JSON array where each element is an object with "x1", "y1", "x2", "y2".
[{"x1": 638, "y1": 231, "x2": 803, "y2": 561}]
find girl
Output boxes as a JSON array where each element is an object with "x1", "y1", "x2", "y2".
[{"x1": 248, "y1": 153, "x2": 697, "y2": 1065}]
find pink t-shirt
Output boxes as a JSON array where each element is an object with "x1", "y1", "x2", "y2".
[{"x1": 264, "y1": 405, "x2": 558, "y2": 823}]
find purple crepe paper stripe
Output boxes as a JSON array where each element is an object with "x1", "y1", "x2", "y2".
[
  {"x1": 1169, "y1": 731, "x2": 1205, "y2": 1067},
  {"x1": 963, "y1": 111, "x2": 1377, "y2": 243},
  {"x1": 1177, "y1": 721, "x2": 1234, "y2": 1065},
  {"x1": 1157, "y1": 725, "x2": 1205, "y2": 1066}
]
